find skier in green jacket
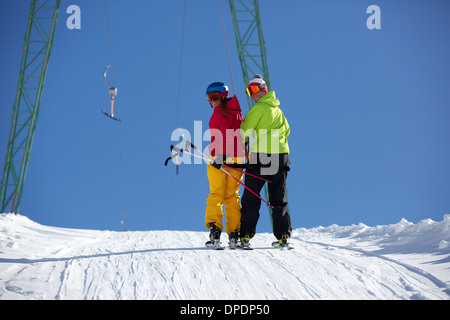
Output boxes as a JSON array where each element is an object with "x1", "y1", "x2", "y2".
[{"x1": 239, "y1": 74, "x2": 292, "y2": 248}]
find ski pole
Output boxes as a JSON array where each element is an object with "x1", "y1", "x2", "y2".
[
  {"x1": 185, "y1": 140, "x2": 271, "y2": 183},
  {"x1": 222, "y1": 165, "x2": 271, "y2": 183},
  {"x1": 181, "y1": 144, "x2": 273, "y2": 208},
  {"x1": 221, "y1": 166, "x2": 273, "y2": 209},
  {"x1": 167, "y1": 144, "x2": 273, "y2": 208}
]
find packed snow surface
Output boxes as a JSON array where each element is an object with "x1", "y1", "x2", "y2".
[{"x1": 0, "y1": 214, "x2": 449, "y2": 300}]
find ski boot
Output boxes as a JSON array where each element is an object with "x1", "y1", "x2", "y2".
[
  {"x1": 271, "y1": 234, "x2": 293, "y2": 249},
  {"x1": 237, "y1": 235, "x2": 252, "y2": 250},
  {"x1": 205, "y1": 223, "x2": 223, "y2": 249},
  {"x1": 228, "y1": 232, "x2": 239, "y2": 249}
]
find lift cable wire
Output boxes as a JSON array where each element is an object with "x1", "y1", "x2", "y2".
[
  {"x1": 168, "y1": 0, "x2": 188, "y2": 229},
  {"x1": 218, "y1": 0, "x2": 236, "y2": 94},
  {"x1": 167, "y1": 1, "x2": 234, "y2": 229},
  {"x1": 175, "y1": 0, "x2": 187, "y2": 131},
  {"x1": 104, "y1": 0, "x2": 129, "y2": 231}
]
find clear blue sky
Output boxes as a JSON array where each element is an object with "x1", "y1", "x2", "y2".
[{"x1": 1, "y1": 0, "x2": 449, "y2": 233}]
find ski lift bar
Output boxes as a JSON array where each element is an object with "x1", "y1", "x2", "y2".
[{"x1": 102, "y1": 64, "x2": 121, "y2": 121}]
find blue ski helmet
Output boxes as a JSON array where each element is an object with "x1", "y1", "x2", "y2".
[{"x1": 206, "y1": 82, "x2": 229, "y2": 95}]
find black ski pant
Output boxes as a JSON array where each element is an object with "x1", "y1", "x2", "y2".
[{"x1": 240, "y1": 153, "x2": 292, "y2": 240}]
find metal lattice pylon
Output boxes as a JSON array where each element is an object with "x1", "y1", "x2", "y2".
[
  {"x1": 229, "y1": 0, "x2": 271, "y2": 106},
  {"x1": 1, "y1": 0, "x2": 60, "y2": 213},
  {"x1": 229, "y1": 0, "x2": 290, "y2": 219}
]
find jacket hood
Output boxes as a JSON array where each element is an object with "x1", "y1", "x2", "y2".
[{"x1": 257, "y1": 91, "x2": 280, "y2": 108}]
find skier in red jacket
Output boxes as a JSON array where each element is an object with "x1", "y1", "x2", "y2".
[{"x1": 205, "y1": 82, "x2": 245, "y2": 248}]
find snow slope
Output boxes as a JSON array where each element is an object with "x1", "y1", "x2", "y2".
[{"x1": 0, "y1": 214, "x2": 449, "y2": 300}]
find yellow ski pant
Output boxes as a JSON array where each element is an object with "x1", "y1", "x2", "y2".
[{"x1": 205, "y1": 161, "x2": 243, "y2": 235}]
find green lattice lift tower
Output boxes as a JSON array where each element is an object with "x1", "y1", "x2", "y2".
[
  {"x1": 229, "y1": 0, "x2": 271, "y2": 108},
  {"x1": 229, "y1": 0, "x2": 290, "y2": 216},
  {"x1": 1, "y1": 0, "x2": 61, "y2": 213}
]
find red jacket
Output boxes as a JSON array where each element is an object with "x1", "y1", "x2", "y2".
[{"x1": 208, "y1": 95, "x2": 245, "y2": 158}]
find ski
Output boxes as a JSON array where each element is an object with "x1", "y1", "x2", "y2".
[
  {"x1": 271, "y1": 241, "x2": 294, "y2": 250},
  {"x1": 237, "y1": 246, "x2": 253, "y2": 250},
  {"x1": 236, "y1": 243, "x2": 253, "y2": 250},
  {"x1": 205, "y1": 240, "x2": 224, "y2": 250}
]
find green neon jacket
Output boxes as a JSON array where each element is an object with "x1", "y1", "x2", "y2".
[{"x1": 240, "y1": 91, "x2": 290, "y2": 154}]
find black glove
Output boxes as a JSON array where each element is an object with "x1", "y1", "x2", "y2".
[{"x1": 211, "y1": 154, "x2": 225, "y2": 170}]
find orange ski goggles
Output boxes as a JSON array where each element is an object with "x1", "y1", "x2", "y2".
[
  {"x1": 206, "y1": 91, "x2": 228, "y2": 102},
  {"x1": 246, "y1": 85, "x2": 260, "y2": 96},
  {"x1": 206, "y1": 92, "x2": 220, "y2": 102}
]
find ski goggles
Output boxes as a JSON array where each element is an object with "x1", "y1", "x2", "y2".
[
  {"x1": 206, "y1": 92, "x2": 222, "y2": 102},
  {"x1": 246, "y1": 85, "x2": 260, "y2": 96}
]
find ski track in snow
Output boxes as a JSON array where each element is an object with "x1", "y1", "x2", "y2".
[{"x1": 0, "y1": 214, "x2": 449, "y2": 300}]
